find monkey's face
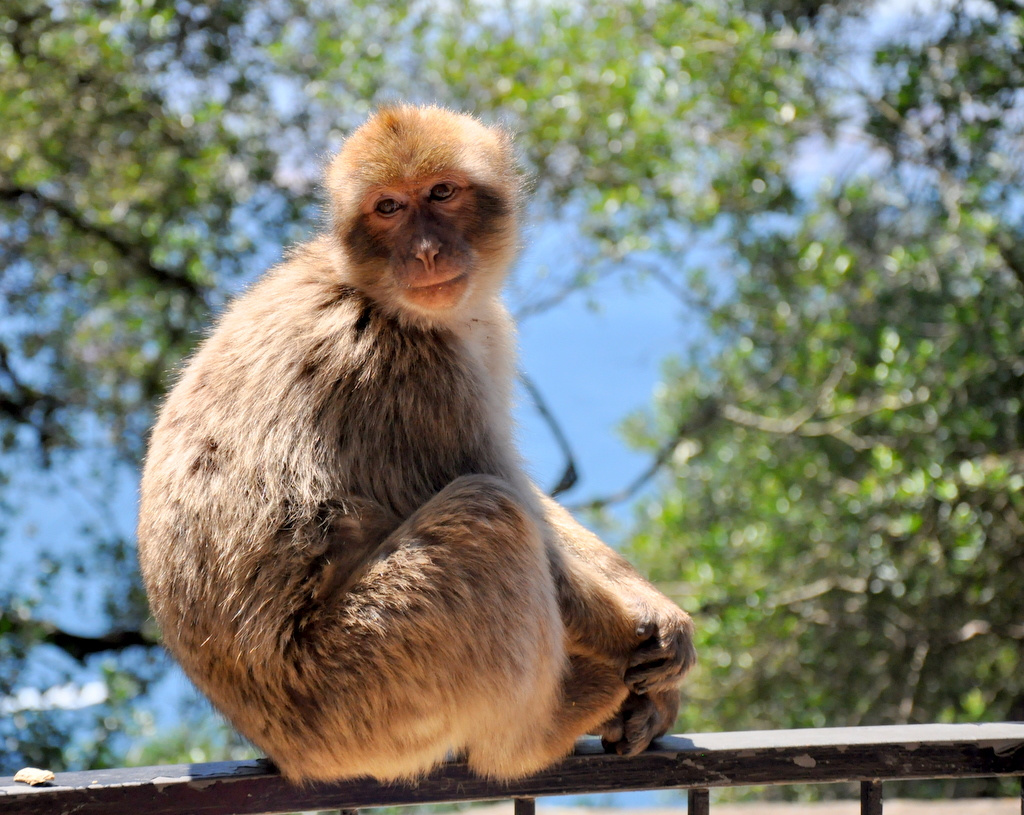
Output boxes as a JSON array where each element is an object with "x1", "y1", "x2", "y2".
[
  {"x1": 349, "y1": 174, "x2": 489, "y2": 314},
  {"x1": 328, "y1": 105, "x2": 522, "y2": 324}
]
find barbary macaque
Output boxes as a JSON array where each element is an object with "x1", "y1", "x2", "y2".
[{"x1": 137, "y1": 104, "x2": 695, "y2": 783}]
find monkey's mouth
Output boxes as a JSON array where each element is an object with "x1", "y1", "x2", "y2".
[
  {"x1": 403, "y1": 270, "x2": 467, "y2": 291},
  {"x1": 399, "y1": 268, "x2": 471, "y2": 311}
]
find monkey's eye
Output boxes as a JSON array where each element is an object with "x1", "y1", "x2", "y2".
[
  {"x1": 429, "y1": 183, "x2": 456, "y2": 201},
  {"x1": 375, "y1": 198, "x2": 402, "y2": 216}
]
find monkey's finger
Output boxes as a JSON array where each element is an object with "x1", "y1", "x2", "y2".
[
  {"x1": 604, "y1": 728, "x2": 646, "y2": 757},
  {"x1": 625, "y1": 644, "x2": 689, "y2": 693},
  {"x1": 629, "y1": 674, "x2": 691, "y2": 697},
  {"x1": 625, "y1": 651, "x2": 684, "y2": 686},
  {"x1": 627, "y1": 642, "x2": 673, "y2": 667},
  {"x1": 629, "y1": 630, "x2": 692, "y2": 674},
  {"x1": 592, "y1": 713, "x2": 625, "y2": 744},
  {"x1": 625, "y1": 667, "x2": 677, "y2": 695},
  {"x1": 628, "y1": 626, "x2": 690, "y2": 663}
]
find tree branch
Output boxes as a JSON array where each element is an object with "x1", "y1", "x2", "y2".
[
  {"x1": 520, "y1": 370, "x2": 579, "y2": 496},
  {"x1": 570, "y1": 348, "x2": 929, "y2": 510},
  {"x1": 512, "y1": 266, "x2": 615, "y2": 322},
  {"x1": 47, "y1": 628, "x2": 155, "y2": 662},
  {"x1": 1, "y1": 612, "x2": 156, "y2": 663},
  {"x1": 993, "y1": 234, "x2": 1024, "y2": 292},
  {"x1": 721, "y1": 387, "x2": 929, "y2": 451},
  {"x1": 0, "y1": 183, "x2": 203, "y2": 298},
  {"x1": 0, "y1": 342, "x2": 65, "y2": 451},
  {"x1": 572, "y1": 397, "x2": 720, "y2": 511}
]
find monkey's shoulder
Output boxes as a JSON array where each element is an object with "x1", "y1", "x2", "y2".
[{"x1": 158, "y1": 255, "x2": 486, "y2": 431}]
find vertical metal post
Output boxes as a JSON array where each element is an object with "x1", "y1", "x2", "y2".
[
  {"x1": 861, "y1": 780, "x2": 883, "y2": 815},
  {"x1": 687, "y1": 788, "x2": 710, "y2": 815},
  {"x1": 514, "y1": 797, "x2": 536, "y2": 815}
]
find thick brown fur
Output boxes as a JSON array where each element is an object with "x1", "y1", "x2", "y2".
[{"x1": 137, "y1": 104, "x2": 695, "y2": 783}]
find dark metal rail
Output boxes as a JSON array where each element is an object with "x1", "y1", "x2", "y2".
[{"x1": 1, "y1": 722, "x2": 1022, "y2": 815}]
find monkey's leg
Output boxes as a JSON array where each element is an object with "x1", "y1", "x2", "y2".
[{"x1": 262, "y1": 474, "x2": 616, "y2": 783}]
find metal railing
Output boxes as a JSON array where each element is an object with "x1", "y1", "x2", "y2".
[{"x1": 2, "y1": 722, "x2": 1022, "y2": 815}]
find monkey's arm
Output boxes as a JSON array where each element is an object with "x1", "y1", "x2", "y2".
[
  {"x1": 535, "y1": 489, "x2": 695, "y2": 694},
  {"x1": 533, "y1": 489, "x2": 694, "y2": 755}
]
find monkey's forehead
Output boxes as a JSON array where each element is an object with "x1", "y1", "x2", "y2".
[{"x1": 326, "y1": 105, "x2": 517, "y2": 201}]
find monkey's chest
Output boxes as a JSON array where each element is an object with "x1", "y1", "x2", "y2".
[{"x1": 334, "y1": 354, "x2": 506, "y2": 515}]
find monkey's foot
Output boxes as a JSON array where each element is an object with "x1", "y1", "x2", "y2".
[{"x1": 595, "y1": 689, "x2": 678, "y2": 756}]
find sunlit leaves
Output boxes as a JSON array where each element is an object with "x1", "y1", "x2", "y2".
[
  {"x1": 2, "y1": 0, "x2": 1022, "y2": 783},
  {"x1": 624, "y1": 3, "x2": 1024, "y2": 775}
]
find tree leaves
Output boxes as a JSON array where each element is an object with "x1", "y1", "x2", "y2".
[
  {"x1": 1, "y1": 0, "x2": 1021, "y2": 780},
  {"x1": 623, "y1": 5, "x2": 1024, "y2": 780}
]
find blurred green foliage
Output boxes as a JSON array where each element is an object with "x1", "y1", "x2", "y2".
[{"x1": 1, "y1": 0, "x2": 1021, "y2": 794}]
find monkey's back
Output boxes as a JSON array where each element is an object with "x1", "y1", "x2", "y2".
[{"x1": 136, "y1": 239, "x2": 520, "y2": 762}]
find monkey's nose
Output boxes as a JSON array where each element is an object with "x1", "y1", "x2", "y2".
[{"x1": 415, "y1": 244, "x2": 440, "y2": 273}]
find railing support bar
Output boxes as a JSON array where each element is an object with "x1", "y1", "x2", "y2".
[
  {"x1": 861, "y1": 780, "x2": 883, "y2": 815},
  {"x1": 514, "y1": 796, "x2": 536, "y2": 815},
  {"x1": 688, "y1": 788, "x2": 710, "y2": 815}
]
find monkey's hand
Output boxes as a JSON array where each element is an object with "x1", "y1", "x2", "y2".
[
  {"x1": 592, "y1": 688, "x2": 680, "y2": 756},
  {"x1": 625, "y1": 601, "x2": 696, "y2": 696}
]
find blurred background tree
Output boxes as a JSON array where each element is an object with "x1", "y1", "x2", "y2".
[{"x1": 1, "y1": 0, "x2": 1021, "y2": 794}]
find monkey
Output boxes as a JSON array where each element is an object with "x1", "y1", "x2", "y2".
[{"x1": 136, "y1": 104, "x2": 695, "y2": 784}]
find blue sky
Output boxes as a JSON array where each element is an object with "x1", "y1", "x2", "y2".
[{"x1": 517, "y1": 262, "x2": 689, "y2": 508}]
